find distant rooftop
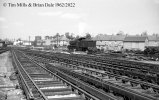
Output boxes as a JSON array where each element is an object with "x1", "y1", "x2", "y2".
[
  {"x1": 124, "y1": 36, "x2": 147, "y2": 42},
  {"x1": 93, "y1": 35, "x2": 126, "y2": 41},
  {"x1": 147, "y1": 36, "x2": 159, "y2": 41}
]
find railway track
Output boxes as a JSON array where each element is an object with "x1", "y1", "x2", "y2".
[
  {"x1": 23, "y1": 50, "x2": 159, "y2": 84},
  {"x1": 29, "y1": 54, "x2": 159, "y2": 100},
  {"x1": 42, "y1": 51, "x2": 159, "y2": 84},
  {"x1": 0, "y1": 48, "x2": 9, "y2": 54},
  {"x1": 76, "y1": 54, "x2": 159, "y2": 74},
  {"x1": 12, "y1": 50, "x2": 119, "y2": 100},
  {"x1": 56, "y1": 53, "x2": 159, "y2": 83},
  {"x1": 19, "y1": 49, "x2": 159, "y2": 100}
]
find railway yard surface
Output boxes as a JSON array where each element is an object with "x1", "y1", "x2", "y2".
[
  {"x1": 0, "y1": 51, "x2": 26, "y2": 100},
  {"x1": 1, "y1": 47, "x2": 159, "y2": 100}
]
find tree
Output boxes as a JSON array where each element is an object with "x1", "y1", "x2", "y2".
[
  {"x1": 53, "y1": 33, "x2": 60, "y2": 38},
  {"x1": 75, "y1": 35, "x2": 80, "y2": 39},
  {"x1": 152, "y1": 33, "x2": 159, "y2": 37},
  {"x1": 141, "y1": 31, "x2": 148, "y2": 36},
  {"x1": 85, "y1": 33, "x2": 91, "y2": 39},
  {"x1": 17, "y1": 38, "x2": 21, "y2": 41},
  {"x1": 65, "y1": 32, "x2": 74, "y2": 40},
  {"x1": 45, "y1": 36, "x2": 50, "y2": 40},
  {"x1": 56, "y1": 33, "x2": 60, "y2": 37},
  {"x1": 116, "y1": 31, "x2": 124, "y2": 35},
  {"x1": 96, "y1": 33, "x2": 104, "y2": 37},
  {"x1": 55, "y1": 33, "x2": 60, "y2": 46}
]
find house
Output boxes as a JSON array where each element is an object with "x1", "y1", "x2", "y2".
[
  {"x1": 34, "y1": 40, "x2": 44, "y2": 46},
  {"x1": 59, "y1": 35, "x2": 69, "y2": 46},
  {"x1": 93, "y1": 35, "x2": 126, "y2": 51},
  {"x1": 13, "y1": 40, "x2": 23, "y2": 45},
  {"x1": 35, "y1": 36, "x2": 42, "y2": 41},
  {"x1": 147, "y1": 36, "x2": 159, "y2": 46},
  {"x1": 34, "y1": 36, "x2": 44, "y2": 46},
  {"x1": 109, "y1": 35, "x2": 125, "y2": 51},
  {"x1": 123, "y1": 36, "x2": 148, "y2": 51},
  {"x1": 43, "y1": 39, "x2": 52, "y2": 46},
  {"x1": 51, "y1": 35, "x2": 69, "y2": 46},
  {"x1": 23, "y1": 40, "x2": 32, "y2": 46},
  {"x1": 93, "y1": 35, "x2": 111, "y2": 50}
]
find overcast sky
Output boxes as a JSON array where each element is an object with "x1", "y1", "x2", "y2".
[{"x1": 0, "y1": 0, "x2": 159, "y2": 40}]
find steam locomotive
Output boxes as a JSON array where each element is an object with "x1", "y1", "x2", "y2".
[{"x1": 68, "y1": 37, "x2": 96, "y2": 51}]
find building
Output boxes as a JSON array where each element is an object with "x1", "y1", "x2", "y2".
[
  {"x1": 93, "y1": 35, "x2": 126, "y2": 51},
  {"x1": 93, "y1": 34, "x2": 159, "y2": 51},
  {"x1": 93, "y1": 35, "x2": 111, "y2": 50},
  {"x1": 34, "y1": 36, "x2": 44, "y2": 46},
  {"x1": 34, "y1": 40, "x2": 43, "y2": 46},
  {"x1": 109, "y1": 35, "x2": 125, "y2": 51},
  {"x1": 59, "y1": 35, "x2": 69, "y2": 46},
  {"x1": 23, "y1": 40, "x2": 32, "y2": 46},
  {"x1": 51, "y1": 35, "x2": 69, "y2": 47},
  {"x1": 147, "y1": 36, "x2": 159, "y2": 46},
  {"x1": 43, "y1": 38, "x2": 52, "y2": 46},
  {"x1": 13, "y1": 40, "x2": 23, "y2": 45},
  {"x1": 35, "y1": 36, "x2": 42, "y2": 41},
  {"x1": 123, "y1": 36, "x2": 148, "y2": 51},
  {"x1": 45, "y1": 36, "x2": 50, "y2": 40}
]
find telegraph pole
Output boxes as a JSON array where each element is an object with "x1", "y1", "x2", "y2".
[{"x1": 29, "y1": 36, "x2": 30, "y2": 46}]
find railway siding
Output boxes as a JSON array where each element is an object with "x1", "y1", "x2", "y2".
[
  {"x1": 12, "y1": 49, "x2": 118, "y2": 100},
  {"x1": 21, "y1": 49, "x2": 159, "y2": 100}
]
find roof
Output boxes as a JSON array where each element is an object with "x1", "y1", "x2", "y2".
[
  {"x1": 93, "y1": 35, "x2": 126, "y2": 41},
  {"x1": 147, "y1": 36, "x2": 159, "y2": 41},
  {"x1": 23, "y1": 40, "x2": 33, "y2": 42},
  {"x1": 96, "y1": 41, "x2": 105, "y2": 45},
  {"x1": 60, "y1": 35, "x2": 69, "y2": 41},
  {"x1": 93, "y1": 35, "x2": 111, "y2": 41},
  {"x1": 51, "y1": 36, "x2": 69, "y2": 42},
  {"x1": 111, "y1": 35, "x2": 126, "y2": 41},
  {"x1": 124, "y1": 36, "x2": 147, "y2": 42}
]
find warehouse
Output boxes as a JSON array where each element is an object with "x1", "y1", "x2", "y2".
[{"x1": 123, "y1": 36, "x2": 148, "y2": 51}]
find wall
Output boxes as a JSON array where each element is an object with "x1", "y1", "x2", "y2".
[
  {"x1": 23, "y1": 42, "x2": 31, "y2": 46},
  {"x1": 43, "y1": 39, "x2": 52, "y2": 46},
  {"x1": 148, "y1": 41, "x2": 157, "y2": 46},
  {"x1": 96, "y1": 40, "x2": 123, "y2": 51},
  {"x1": 123, "y1": 42, "x2": 145, "y2": 51},
  {"x1": 59, "y1": 41, "x2": 69, "y2": 46}
]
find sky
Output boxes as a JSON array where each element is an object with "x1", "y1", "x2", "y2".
[{"x1": 0, "y1": 0, "x2": 159, "y2": 40}]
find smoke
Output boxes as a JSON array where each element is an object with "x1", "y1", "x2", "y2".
[{"x1": 78, "y1": 22, "x2": 87, "y2": 36}]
